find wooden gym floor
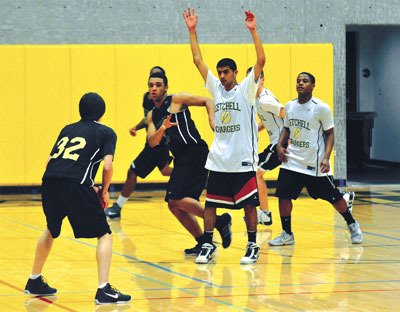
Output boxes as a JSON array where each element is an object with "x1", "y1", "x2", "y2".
[{"x1": 0, "y1": 185, "x2": 399, "y2": 311}]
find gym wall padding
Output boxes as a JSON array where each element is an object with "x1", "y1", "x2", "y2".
[{"x1": 0, "y1": 43, "x2": 333, "y2": 185}]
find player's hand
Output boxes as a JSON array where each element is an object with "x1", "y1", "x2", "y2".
[
  {"x1": 129, "y1": 127, "x2": 137, "y2": 136},
  {"x1": 183, "y1": 7, "x2": 198, "y2": 30},
  {"x1": 244, "y1": 10, "x2": 256, "y2": 30},
  {"x1": 277, "y1": 145, "x2": 289, "y2": 163},
  {"x1": 320, "y1": 158, "x2": 330, "y2": 173},
  {"x1": 93, "y1": 186, "x2": 108, "y2": 209},
  {"x1": 162, "y1": 115, "x2": 178, "y2": 130}
]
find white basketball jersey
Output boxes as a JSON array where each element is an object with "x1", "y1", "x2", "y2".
[
  {"x1": 205, "y1": 68, "x2": 259, "y2": 172},
  {"x1": 256, "y1": 88, "x2": 284, "y2": 144},
  {"x1": 281, "y1": 97, "x2": 334, "y2": 176}
]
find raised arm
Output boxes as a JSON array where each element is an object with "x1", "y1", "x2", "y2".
[
  {"x1": 245, "y1": 10, "x2": 266, "y2": 82},
  {"x1": 183, "y1": 8, "x2": 209, "y2": 81},
  {"x1": 129, "y1": 117, "x2": 147, "y2": 136}
]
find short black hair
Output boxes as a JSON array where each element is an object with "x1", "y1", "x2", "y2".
[
  {"x1": 148, "y1": 72, "x2": 168, "y2": 86},
  {"x1": 150, "y1": 66, "x2": 166, "y2": 75},
  {"x1": 246, "y1": 66, "x2": 264, "y2": 78},
  {"x1": 79, "y1": 92, "x2": 105, "y2": 121},
  {"x1": 217, "y1": 58, "x2": 237, "y2": 71},
  {"x1": 298, "y1": 72, "x2": 316, "y2": 84}
]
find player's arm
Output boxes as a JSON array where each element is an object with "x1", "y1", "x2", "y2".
[
  {"x1": 183, "y1": 8, "x2": 209, "y2": 81},
  {"x1": 258, "y1": 122, "x2": 265, "y2": 132},
  {"x1": 129, "y1": 117, "x2": 147, "y2": 136},
  {"x1": 321, "y1": 127, "x2": 334, "y2": 173},
  {"x1": 245, "y1": 10, "x2": 266, "y2": 82},
  {"x1": 277, "y1": 127, "x2": 290, "y2": 163},
  {"x1": 147, "y1": 111, "x2": 177, "y2": 148},
  {"x1": 171, "y1": 93, "x2": 214, "y2": 130},
  {"x1": 99, "y1": 154, "x2": 113, "y2": 208},
  {"x1": 278, "y1": 106, "x2": 285, "y2": 118}
]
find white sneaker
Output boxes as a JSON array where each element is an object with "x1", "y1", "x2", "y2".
[
  {"x1": 348, "y1": 221, "x2": 363, "y2": 244},
  {"x1": 257, "y1": 210, "x2": 272, "y2": 226},
  {"x1": 240, "y1": 242, "x2": 260, "y2": 264},
  {"x1": 268, "y1": 231, "x2": 295, "y2": 246},
  {"x1": 343, "y1": 191, "x2": 355, "y2": 213},
  {"x1": 195, "y1": 243, "x2": 217, "y2": 264}
]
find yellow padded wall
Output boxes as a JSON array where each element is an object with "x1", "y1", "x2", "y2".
[
  {"x1": 0, "y1": 43, "x2": 333, "y2": 186},
  {"x1": 0, "y1": 46, "x2": 25, "y2": 184},
  {"x1": 25, "y1": 46, "x2": 71, "y2": 183}
]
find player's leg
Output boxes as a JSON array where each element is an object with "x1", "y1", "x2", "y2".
[
  {"x1": 256, "y1": 169, "x2": 272, "y2": 225},
  {"x1": 64, "y1": 182, "x2": 131, "y2": 304},
  {"x1": 234, "y1": 172, "x2": 260, "y2": 264},
  {"x1": 269, "y1": 169, "x2": 302, "y2": 246},
  {"x1": 106, "y1": 144, "x2": 156, "y2": 219},
  {"x1": 309, "y1": 176, "x2": 363, "y2": 244},
  {"x1": 25, "y1": 180, "x2": 62, "y2": 296}
]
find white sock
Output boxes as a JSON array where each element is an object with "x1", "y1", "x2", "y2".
[
  {"x1": 30, "y1": 274, "x2": 41, "y2": 280},
  {"x1": 116, "y1": 195, "x2": 128, "y2": 208},
  {"x1": 98, "y1": 282, "x2": 108, "y2": 289}
]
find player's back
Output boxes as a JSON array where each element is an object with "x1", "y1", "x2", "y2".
[{"x1": 43, "y1": 120, "x2": 116, "y2": 186}]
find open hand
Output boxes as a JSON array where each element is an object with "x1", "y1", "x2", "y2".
[{"x1": 183, "y1": 7, "x2": 198, "y2": 30}]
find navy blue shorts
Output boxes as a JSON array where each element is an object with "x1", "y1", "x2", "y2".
[
  {"x1": 42, "y1": 179, "x2": 111, "y2": 239},
  {"x1": 275, "y1": 168, "x2": 343, "y2": 204},
  {"x1": 131, "y1": 143, "x2": 172, "y2": 178},
  {"x1": 165, "y1": 142, "x2": 209, "y2": 202}
]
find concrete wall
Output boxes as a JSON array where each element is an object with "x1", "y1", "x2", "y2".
[{"x1": 1, "y1": 0, "x2": 400, "y2": 180}]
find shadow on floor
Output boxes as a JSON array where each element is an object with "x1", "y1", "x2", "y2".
[{"x1": 348, "y1": 163, "x2": 400, "y2": 186}]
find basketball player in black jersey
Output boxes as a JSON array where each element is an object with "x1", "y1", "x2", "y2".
[
  {"x1": 146, "y1": 72, "x2": 233, "y2": 256},
  {"x1": 24, "y1": 93, "x2": 131, "y2": 305},
  {"x1": 106, "y1": 66, "x2": 173, "y2": 219}
]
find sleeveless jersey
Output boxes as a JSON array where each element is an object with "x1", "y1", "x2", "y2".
[
  {"x1": 281, "y1": 97, "x2": 334, "y2": 176},
  {"x1": 256, "y1": 88, "x2": 284, "y2": 145},
  {"x1": 205, "y1": 68, "x2": 259, "y2": 172},
  {"x1": 43, "y1": 120, "x2": 117, "y2": 186},
  {"x1": 151, "y1": 95, "x2": 203, "y2": 156}
]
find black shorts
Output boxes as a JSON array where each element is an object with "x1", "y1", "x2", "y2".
[
  {"x1": 131, "y1": 143, "x2": 172, "y2": 178},
  {"x1": 258, "y1": 143, "x2": 281, "y2": 172},
  {"x1": 275, "y1": 168, "x2": 343, "y2": 204},
  {"x1": 205, "y1": 171, "x2": 259, "y2": 209},
  {"x1": 42, "y1": 179, "x2": 111, "y2": 239},
  {"x1": 165, "y1": 142, "x2": 208, "y2": 202}
]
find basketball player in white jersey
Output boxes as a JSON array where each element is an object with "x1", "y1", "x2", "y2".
[
  {"x1": 269, "y1": 72, "x2": 363, "y2": 246},
  {"x1": 246, "y1": 67, "x2": 284, "y2": 227},
  {"x1": 183, "y1": 8, "x2": 265, "y2": 264}
]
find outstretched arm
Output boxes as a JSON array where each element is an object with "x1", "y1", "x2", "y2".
[
  {"x1": 245, "y1": 10, "x2": 266, "y2": 82},
  {"x1": 183, "y1": 8, "x2": 209, "y2": 81},
  {"x1": 171, "y1": 93, "x2": 215, "y2": 130}
]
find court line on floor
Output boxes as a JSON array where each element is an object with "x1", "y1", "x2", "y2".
[{"x1": 0, "y1": 279, "x2": 78, "y2": 312}]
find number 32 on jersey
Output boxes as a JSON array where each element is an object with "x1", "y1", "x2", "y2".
[{"x1": 51, "y1": 137, "x2": 87, "y2": 161}]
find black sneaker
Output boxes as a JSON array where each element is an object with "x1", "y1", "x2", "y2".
[
  {"x1": 184, "y1": 242, "x2": 203, "y2": 256},
  {"x1": 105, "y1": 203, "x2": 122, "y2": 219},
  {"x1": 24, "y1": 276, "x2": 57, "y2": 296},
  {"x1": 215, "y1": 213, "x2": 232, "y2": 248},
  {"x1": 94, "y1": 283, "x2": 131, "y2": 305}
]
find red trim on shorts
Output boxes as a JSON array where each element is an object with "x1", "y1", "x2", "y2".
[
  {"x1": 234, "y1": 176, "x2": 257, "y2": 203},
  {"x1": 206, "y1": 193, "x2": 234, "y2": 204}
]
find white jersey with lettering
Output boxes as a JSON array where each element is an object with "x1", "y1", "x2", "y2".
[
  {"x1": 205, "y1": 68, "x2": 259, "y2": 172},
  {"x1": 281, "y1": 97, "x2": 334, "y2": 177},
  {"x1": 256, "y1": 88, "x2": 284, "y2": 144}
]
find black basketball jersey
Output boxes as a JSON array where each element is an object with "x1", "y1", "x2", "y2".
[
  {"x1": 43, "y1": 120, "x2": 117, "y2": 186},
  {"x1": 151, "y1": 95, "x2": 203, "y2": 156}
]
